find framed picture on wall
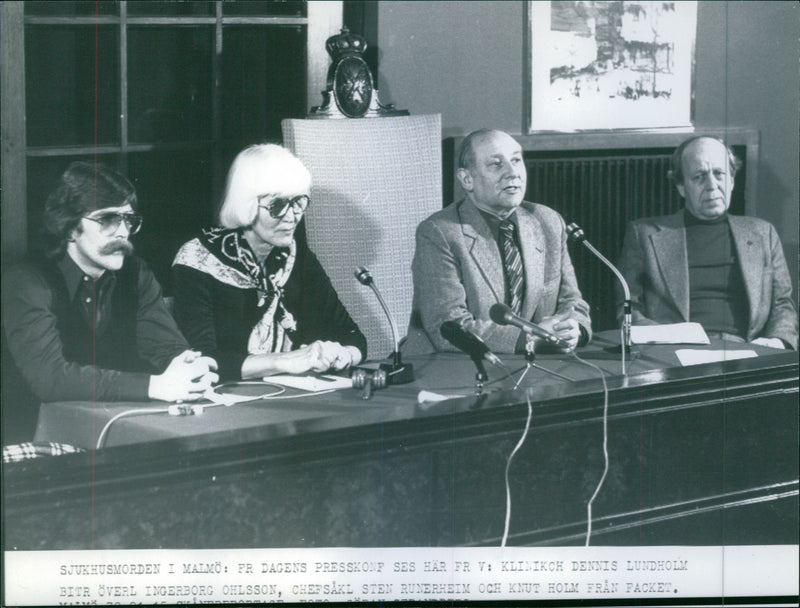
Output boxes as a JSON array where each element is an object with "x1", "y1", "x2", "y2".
[{"x1": 526, "y1": 1, "x2": 697, "y2": 132}]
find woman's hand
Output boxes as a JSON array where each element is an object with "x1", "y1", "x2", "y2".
[
  {"x1": 296, "y1": 341, "x2": 361, "y2": 372},
  {"x1": 241, "y1": 341, "x2": 362, "y2": 378},
  {"x1": 314, "y1": 342, "x2": 362, "y2": 371}
]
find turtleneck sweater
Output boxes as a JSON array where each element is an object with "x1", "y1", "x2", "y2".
[{"x1": 684, "y1": 209, "x2": 749, "y2": 338}]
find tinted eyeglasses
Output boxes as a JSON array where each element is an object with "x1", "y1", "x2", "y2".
[
  {"x1": 83, "y1": 211, "x2": 143, "y2": 235},
  {"x1": 257, "y1": 194, "x2": 310, "y2": 219}
]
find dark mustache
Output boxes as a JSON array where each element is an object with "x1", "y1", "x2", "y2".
[{"x1": 98, "y1": 240, "x2": 134, "y2": 256}]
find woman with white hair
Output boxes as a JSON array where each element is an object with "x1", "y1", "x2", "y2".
[{"x1": 172, "y1": 144, "x2": 366, "y2": 380}]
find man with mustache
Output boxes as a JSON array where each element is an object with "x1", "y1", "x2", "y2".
[
  {"x1": 617, "y1": 136, "x2": 798, "y2": 349},
  {"x1": 2, "y1": 162, "x2": 218, "y2": 445},
  {"x1": 404, "y1": 129, "x2": 591, "y2": 355}
]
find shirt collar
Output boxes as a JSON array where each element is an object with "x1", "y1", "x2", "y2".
[
  {"x1": 475, "y1": 204, "x2": 519, "y2": 241},
  {"x1": 58, "y1": 254, "x2": 113, "y2": 301},
  {"x1": 470, "y1": 198, "x2": 519, "y2": 221}
]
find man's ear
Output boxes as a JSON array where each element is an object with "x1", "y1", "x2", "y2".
[
  {"x1": 456, "y1": 168, "x2": 473, "y2": 192},
  {"x1": 668, "y1": 170, "x2": 686, "y2": 199},
  {"x1": 67, "y1": 223, "x2": 81, "y2": 243}
]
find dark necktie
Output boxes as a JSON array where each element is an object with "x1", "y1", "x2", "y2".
[{"x1": 499, "y1": 219, "x2": 524, "y2": 314}]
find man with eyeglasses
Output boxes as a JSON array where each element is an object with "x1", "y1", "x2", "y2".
[
  {"x1": 1, "y1": 162, "x2": 218, "y2": 445},
  {"x1": 172, "y1": 144, "x2": 366, "y2": 381}
]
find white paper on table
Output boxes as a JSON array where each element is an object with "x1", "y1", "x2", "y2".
[
  {"x1": 265, "y1": 374, "x2": 353, "y2": 392},
  {"x1": 675, "y1": 349, "x2": 758, "y2": 366},
  {"x1": 417, "y1": 390, "x2": 462, "y2": 404},
  {"x1": 630, "y1": 322, "x2": 710, "y2": 345}
]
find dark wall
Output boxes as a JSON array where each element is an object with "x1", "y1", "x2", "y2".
[{"x1": 374, "y1": 1, "x2": 799, "y2": 301}]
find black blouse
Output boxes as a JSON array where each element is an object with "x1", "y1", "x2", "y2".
[{"x1": 173, "y1": 239, "x2": 367, "y2": 381}]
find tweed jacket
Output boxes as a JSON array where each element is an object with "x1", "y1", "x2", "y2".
[
  {"x1": 617, "y1": 210, "x2": 798, "y2": 349},
  {"x1": 403, "y1": 199, "x2": 592, "y2": 355}
]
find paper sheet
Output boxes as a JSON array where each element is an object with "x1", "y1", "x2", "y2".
[
  {"x1": 675, "y1": 349, "x2": 758, "y2": 366},
  {"x1": 631, "y1": 322, "x2": 710, "y2": 345},
  {"x1": 265, "y1": 374, "x2": 353, "y2": 392},
  {"x1": 417, "y1": 390, "x2": 462, "y2": 404}
]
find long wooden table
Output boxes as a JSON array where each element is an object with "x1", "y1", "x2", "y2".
[{"x1": 4, "y1": 334, "x2": 798, "y2": 550}]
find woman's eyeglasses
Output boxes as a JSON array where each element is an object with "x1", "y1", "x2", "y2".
[
  {"x1": 83, "y1": 212, "x2": 143, "y2": 235},
  {"x1": 257, "y1": 194, "x2": 310, "y2": 219}
]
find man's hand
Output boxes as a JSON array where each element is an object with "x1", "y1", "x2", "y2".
[
  {"x1": 148, "y1": 350, "x2": 219, "y2": 402},
  {"x1": 750, "y1": 337, "x2": 786, "y2": 350},
  {"x1": 539, "y1": 313, "x2": 581, "y2": 352}
]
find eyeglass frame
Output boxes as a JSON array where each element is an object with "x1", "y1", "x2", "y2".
[
  {"x1": 83, "y1": 211, "x2": 143, "y2": 235},
  {"x1": 256, "y1": 194, "x2": 310, "y2": 219}
]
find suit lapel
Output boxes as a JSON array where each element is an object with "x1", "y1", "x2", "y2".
[
  {"x1": 729, "y1": 216, "x2": 762, "y2": 334},
  {"x1": 459, "y1": 201, "x2": 505, "y2": 303},
  {"x1": 650, "y1": 212, "x2": 689, "y2": 321},
  {"x1": 516, "y1": 208, "x2": 545, "y2": 318}
]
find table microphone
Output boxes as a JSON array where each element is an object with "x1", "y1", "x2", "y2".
[
  {"x1": 439, "y1": 321, "x2": 502, "y2": 367},
  {"x1": 440, "y1": 321, "x2": 501, "y2": 388},
  {"x1": 489, "y1": 303, "x2": 570, "y2": 350},
  {"x1": 565, "y1": 222, "x2": 633, "y2": 372},
  {"x1": 354, "y1": 266, "x2": 414, "y2": 383}
]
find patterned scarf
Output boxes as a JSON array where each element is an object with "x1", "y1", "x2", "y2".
[{"x1": 173, "y1": 227, "x2": 297, "y2": 354}]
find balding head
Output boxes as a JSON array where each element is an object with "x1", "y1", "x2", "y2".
[
  {"x1": 456, "y1": 129, "x2": 526, "y2": 216},
  {"x1": 672, "y1": 136, "x2": 738, "y2": 221},
  {"x1": 457, "y1": 129, "x2": 511, "y2": 171},
  {"x1": 669, "y1": 135, "x2": 740, "y2": 187}
]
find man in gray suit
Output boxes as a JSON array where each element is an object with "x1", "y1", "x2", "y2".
[
  {"x1": 617, "y1": 135, "x2": 798, "y2": 350},
  {"x1": 404, "y1": 129, "x2": 591, "y2": 355}
]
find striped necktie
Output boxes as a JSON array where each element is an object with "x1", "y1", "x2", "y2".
[{"x1": 499, "y1": 219, "x2": 524, "y2": 314}]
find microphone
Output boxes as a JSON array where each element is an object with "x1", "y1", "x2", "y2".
[
  {"x1": 354, "y1": 266, "x2": 414, "y2": 384},
  {"x1": 439, "y1": 321, "x2": 502, "y2": 367},
  {"x1": 489, "y1": 303, "x2": 570, "y2": 350},
  {"x1": 565, "y1": 223, "x2": 633, "y2": 371},
  {"x1": 565, "y1": 224, "x2": 631, "y2": 304}
]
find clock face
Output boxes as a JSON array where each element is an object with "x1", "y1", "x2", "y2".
[{"x1": 332, "y1": 56, "x2": 373, "y2": 118}]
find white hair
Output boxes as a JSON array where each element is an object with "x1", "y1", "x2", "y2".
[{"x1": 218, "y1": 144, "x2": 312, "y2": 228}]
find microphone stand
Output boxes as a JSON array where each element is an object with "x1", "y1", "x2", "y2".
[
  {"x1": 439, "y1": 321, "x2": 504, "y2": 395},
  {"x1": 566, "y1": 224, "x2": 633, "y2": 375},
  {"x1": 355, "y1": 267, "x2": 414, "y2": 384},
  {"x1": 471, "y1": 356, "x2": 489, "y2": 395},
  {"x1": 511, "y1": 333, "x2": 574, "y2": 389}
]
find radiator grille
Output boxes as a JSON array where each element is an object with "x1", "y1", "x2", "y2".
[{"x1": 525, "y1": 149, "x2": 746, "y2": 331}]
